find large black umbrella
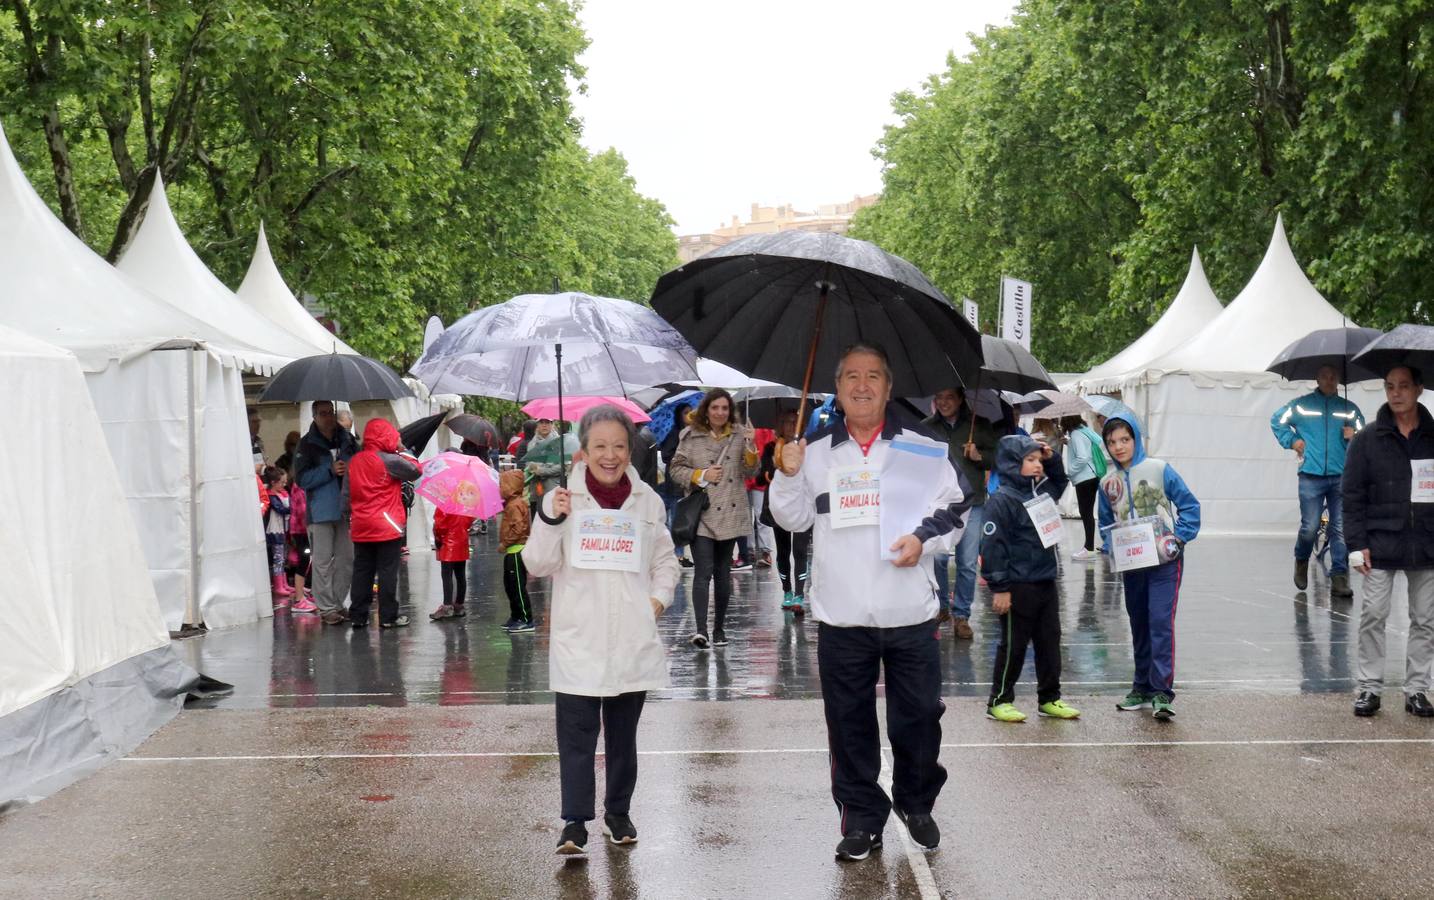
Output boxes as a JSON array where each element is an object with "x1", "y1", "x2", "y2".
[
  {"x1": 261, "y1": 353, "x2": 414, "y2": 402},
  {"x1": 976, "y1": 335, "x2": 1056, "y2": 394},
  {"x1": 1351, "y1": 324, "x2": 1434, "y2": 377},
  {"x1": 446, "y1": 414, "x2": 501, "y2": 448},
  {"x1": 650, "y1": 232, "x2": 982, "y2": 424},
  {"x1": 1267, "y1": 327, "x2": 1383, "y2": 384},
  {"x1": 398, "y1": 411, "x2": 448, "y2": 456}
]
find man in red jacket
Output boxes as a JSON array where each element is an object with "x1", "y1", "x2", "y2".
[{"x1": 345, "y1": 419, "x2": 423, "y2": 628}]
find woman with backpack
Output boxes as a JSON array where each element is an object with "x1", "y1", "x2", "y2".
[{"x1": 1061, "y1": 415, "x2": 1107, "y2": 561}]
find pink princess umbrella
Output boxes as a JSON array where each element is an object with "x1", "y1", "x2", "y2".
[
  {"x1": 521, "y1": 395, "x2": 650, "y2": 424},
  {"x1": 416, "y1": 451, "x2": 504, "y2": 519}
]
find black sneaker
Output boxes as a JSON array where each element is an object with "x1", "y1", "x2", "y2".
[
  {"x1": 1405, "y1": 692, "x2": 1433, "y2": 717},
  {"x1": 712, "y1": 629, "x2": 729, "y2": 647},
  {"x1": 556, "y1": 821, "x2": 588, "y2": 856},
  {"x1": 603, "y1": 813, "x2": 637, "y2": 845},
  {"x1": 835, "y1": 830, "x2": 882, "y2": 862},
  {"x1": 351, "y1": 619, "x2": 369, "y2": 630},
  {"x1": 501, "y1": 618, "x2": 519, "y2": 630},
  {"x1": 678, "y1": 557, "x2": 694, "y2": 568},
  {"x1": 690, "y1": 632, "x2": 710, "y2": 650},
  {"x1": 1354, "y1": 691, "x2": 1381, "y2": 717},
  {"x1": 731, "y1": 560, "x2": 753, "y2": 572},
  {"x1": 894, "y1": 808, "x2": 940, "y2": 850},
  {"x1": 509, "y1": 620, "x2": 536, "y2": 634},
  {"x1": 380, "y1": 615, "x2": 410, "y2": 629}
]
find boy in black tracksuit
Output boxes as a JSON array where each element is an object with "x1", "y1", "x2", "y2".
[{"x1": 980, "y1": 434, "x2": 1077, "y2": 722}]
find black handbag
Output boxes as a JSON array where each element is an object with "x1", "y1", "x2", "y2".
[{"x1": 670, "y1": 488, "x2": 709, "y2": 545}]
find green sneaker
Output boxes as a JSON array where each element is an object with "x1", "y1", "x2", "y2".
[
  {"x1": 1151, "y1": 693, "x2": 1175, "y2": 720},
  {"x1": 1038, "y1": 700, "x2": 1080, "y2": 719},
  {"x1": 986, "y1": 702, "x2": 1027, "y2": 723},
  {"x1": 781, "y1": 591, "x2": 799, "y2": 610},
  {"x1": 1116, "y1": 691, "x2": 1151, "y2": 711}
]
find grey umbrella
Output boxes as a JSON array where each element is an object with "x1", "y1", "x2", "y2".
[
  {"x1": 1267, "y1": 327, "x2": 1383, "y2": 384},
  {"x1": 1350, "y1": 324, "x2": 1434, "y2": 378}
]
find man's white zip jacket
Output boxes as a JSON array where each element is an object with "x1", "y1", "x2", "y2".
[{"x1": 769, "y1": 409, "x2": 972, "y2": 628}]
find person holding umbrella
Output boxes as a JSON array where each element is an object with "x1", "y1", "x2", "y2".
[
  {"x1": 1270, "y1": 365, "x2": 1366, "y2": 598},
  {"x1": 923, "y1": 387, "x2": 996, "y2": 638},
  {"x1": 293, "y1": 400, "x2": 359, "y2": 626},
  {"x1": 344, "y1": 419, "x2": 423, "y2": 629},
  {"x1": 770, "y1": 343, "x2": 971, "y2": 861},
  {"x1": 523, "y1": 404, "x2": 681, "y2": 855}
]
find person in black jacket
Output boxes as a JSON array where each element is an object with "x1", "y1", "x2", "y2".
[
  {"x1": 979, "y1": 434, "x2": 1076, "y2": 723},
  {"x1": 1343, "y1": 365, "x2": 1434, "y2": 718}
]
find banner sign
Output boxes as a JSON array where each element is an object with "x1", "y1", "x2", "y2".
[
  {"x1": 1000, "y1": 277, "x2": 1032, "y2": 350},
  {"x1": 961, "y1": 299, "x2": 979, "y2": 330}
]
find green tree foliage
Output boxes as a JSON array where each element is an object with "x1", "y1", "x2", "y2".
[
  {"x1": 853, "y1": 1, "x2": 1434, "y2": 371},
  {"x1": 0, "y1": 0, "x2": 676, "y2": 366}
]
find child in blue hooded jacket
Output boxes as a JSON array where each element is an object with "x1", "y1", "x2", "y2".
[
  {"x1": 980, "y1": 434, "x2": 1077, "y2": 723},
  {"x1": 1097, "y1": 413, "x2": 1201, "y2": 720}
]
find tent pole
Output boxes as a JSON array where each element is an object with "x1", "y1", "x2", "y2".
[{"x1": 186, "y1": 349, "x2": 201, "y2": 628}]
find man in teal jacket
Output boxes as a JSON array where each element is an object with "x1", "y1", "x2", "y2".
[{"x1": 1270, "y1": 365, "x2": 1365, "y2": 598}]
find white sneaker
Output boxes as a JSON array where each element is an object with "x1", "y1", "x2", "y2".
[{"x1": 1071, "y1": 548, "x2": 1098, "y2": 561}]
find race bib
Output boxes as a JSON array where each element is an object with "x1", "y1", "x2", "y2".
[
  {"x1": 570, "y1": 509, "x2": 643, "y2": 573},
  {"x1": 829, "y1": 464, "x2": 880, "y2": 528},
  {"x1": 1023, "y1": 494, "x2": 1064, "y2": 549},
  {"x1": 1110, "y1": 517, "x2": 1160, "y2": 573},
  {"x1": 1413, "y1": 459, "x2": 1434, "y2": 504}
]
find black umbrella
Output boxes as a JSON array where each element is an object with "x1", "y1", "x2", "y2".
[
  {"x1": 650, "y1": 231, "x2": 982, "y2": 430},
  {"x1": 398, "y1": 411, "x2": 448, "y2": 456},
  {"x1": 261, "y1": 353, "x2": 414, "y2": 402},
  {"x1": 446, "y1": 414, "x2": 501, "y2": 448},
  {"x1": 1267, "y1": 327, "x2": 1383, "y2": 384},
  {"x1": 1351, "y1": 324, "x2": 1434, "y2": 378},
  {"x1": 976, "y1": 335, "x2": 1056, "y2": 394}
]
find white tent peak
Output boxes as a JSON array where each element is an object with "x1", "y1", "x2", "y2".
[
  {"x1": 236, "y1": 221, "x2": 355, "y2": 355},
  {"x1": 1141, "y1": 217, "x2": 1355, "y2": 375},
  {"x1": 1081, "y1": 245, "x2": 1224, "y2": 383},
  {"x1": 117, "y1": 176, "x2": 326, "y2": 364}
]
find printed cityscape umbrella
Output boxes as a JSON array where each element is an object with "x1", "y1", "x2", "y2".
[
  {"x1": 522, "y1": 395, "x2": 651, "y2": 424},
  {"x1": 1267, "y1": 327, "x2": 1383, "y2": 385},
  {"x1": 416, "y1": 451, "x2": 504, "y2": 520},
  {"x1": 412, "y1": 292, "x2": 699, "y2": 487},
  {"x1": 1350, "y1": 324, "x2": 1434, "y2": 379},
  {"x1": 261, "y1": 352, "x2": 414, "y2": 402},
  {"x1": 445, "y1": 414, "x2": 502, "y2": 448},
  {"x1": 651, "y1": 231, "x2": 983, "y2": 435}
]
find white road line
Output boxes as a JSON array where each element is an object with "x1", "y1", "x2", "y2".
[
  {"x1": 878, "y1": 749, "x2": 940, "y2": 900},
  {"x1": 121, "y1": 736, "x2": 1434, "y2": 763}
]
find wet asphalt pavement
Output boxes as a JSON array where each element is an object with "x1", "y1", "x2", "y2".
[{"x1": 3, "y1": 527, "x2": 1433, "y2": 898}]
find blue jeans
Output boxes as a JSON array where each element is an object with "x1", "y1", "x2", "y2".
[
  {"x1": 1295, "y1": 473, "x2": 1346, "y2": 574},
  {"x1": 934, "y1": 503, "x2": 984, "y2": 618}
]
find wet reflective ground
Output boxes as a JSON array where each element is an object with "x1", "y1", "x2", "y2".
[
  {"x1": 4, "y1": 527, "x2": 1433, "y2": 899},
  {"x1": 177, "y1": 528, "x2": 1405, "y2": 709}
]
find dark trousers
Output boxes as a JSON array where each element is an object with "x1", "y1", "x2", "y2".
[
  {"x1": 503, "y1": 552, "x2": 530, "y2": 622},
  {"x1": 988, "y1": 581, "x2": 1063, "y2": 706},
  {"x1": 1124, "y1": 560, "x2": 1183, "y2": 698},
  {"x1": 773, "y1": 527, "x2": 811, "y2": 596},
  {"x1": 348, "y1": 538, "x2": 402, "y2": 625},
  {"x1": 440, "y1": 561, "x2": 467, "y2": 607},
  {"x1": 691, "y1": 536, "x2": 736, "y2": 634},
  {"x1": 555, "y1": 691, "x2": 646, "y2": 822},
  {"x1": 817, "y1": 620, "x2": 947, "y2": 834},
  {"x1": 1075, "y1": 478, "x2": 1099, "y2": 551}
]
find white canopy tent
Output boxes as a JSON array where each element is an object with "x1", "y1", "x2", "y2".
[
  {"x1": 1081, "y1": 247, "x2": 1225, "y2": 384},
  {"x1": 237, "y1": 222, "x2": 356, "y2": 356},
  {"x1": 0, "y1": 325, "x2": 195, "y2": 806},
  {"x1": 1075, "y1": 217, "x2": 1387, "y2": 533},
  {"x1": 0, "y1": 121, "x2": 271, "y2": 629}
]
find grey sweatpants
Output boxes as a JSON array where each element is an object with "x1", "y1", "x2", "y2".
[
  {"x1": 1357, "y1": 568, "x2": 1434, "y2": 694},
  {"x1": 308, "y1": 519, "x2": 354, "y2": 615}
]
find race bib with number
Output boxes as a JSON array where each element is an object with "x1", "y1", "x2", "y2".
[
  {"x1": 829, "y1": 464, "x2": 880, "y2": 529},
  {"x1": 1110, "y1": 517, "x2": 1160, "y2": 573},
  {"x1": 1023, "y1": 494, "x2": 1064, "y2": 549},
  {"x1": 570, "y1": 509, "x2": 643, "y2": 573},
  {"x1": 1413, "y1": 459, "x2": 1434, "y2": 504}
]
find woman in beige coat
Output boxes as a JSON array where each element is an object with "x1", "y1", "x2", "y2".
[
  {"x1": 525, "y1": 404, "x2": 680, "y2": 857},
  {"x1": 668, "y1": 389, "x2": 759, "y2": 649}
]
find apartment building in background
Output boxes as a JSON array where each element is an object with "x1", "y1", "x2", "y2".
[{"x1": 677, "y1": 194, "x2": 879, "y2": 263}]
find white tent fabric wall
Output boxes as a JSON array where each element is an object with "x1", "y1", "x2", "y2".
[
  {"x1": 0, "y1": 326, "x2": 195, "y2": 806},
  {"x1": 237, "y1": 223, "x2": 357, "y2": 356}
]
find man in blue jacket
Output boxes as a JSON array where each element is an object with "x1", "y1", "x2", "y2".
[
  {"x1": 293, "y1": 401, "x2": 359, "y2": 625},
  {"x1": 1270, "y1": 365, "x2": 1365, "y2": 598}
]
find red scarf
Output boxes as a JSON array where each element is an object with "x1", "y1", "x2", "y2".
[{"x1": 585, "y1": 467, "x2": 632, "y2": 510}]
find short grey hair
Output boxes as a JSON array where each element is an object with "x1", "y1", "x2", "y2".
[
  {"x1": 578, "y1": 403, "x2": 638, "y2": 450},
  {"x1": 834, "y1": 342, "x2": 893, "y2": 385}
]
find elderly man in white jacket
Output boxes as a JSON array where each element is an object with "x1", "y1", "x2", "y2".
[
  {"x1": 771, "y1": 342, "x2": 970, "y2": 863},
  {"x1": 525, "y1": 404, "x2": 681, "y2": 858}
]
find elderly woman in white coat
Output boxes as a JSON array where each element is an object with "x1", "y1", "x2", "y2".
[{"x1": 525, "y1": 404, "x2": 680, "y2": 857}]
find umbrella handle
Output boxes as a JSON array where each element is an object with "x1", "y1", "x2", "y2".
[
  {"x1": 556, "y1": 341, "x2": 567, "y2": 489},
  {"x1": 777, "y1": 280, "x2": 832, "y2": 472}
]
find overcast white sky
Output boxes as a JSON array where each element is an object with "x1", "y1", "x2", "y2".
[{"x1": 572, "y1": 0, "x2": 1018, "y2": 235}]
